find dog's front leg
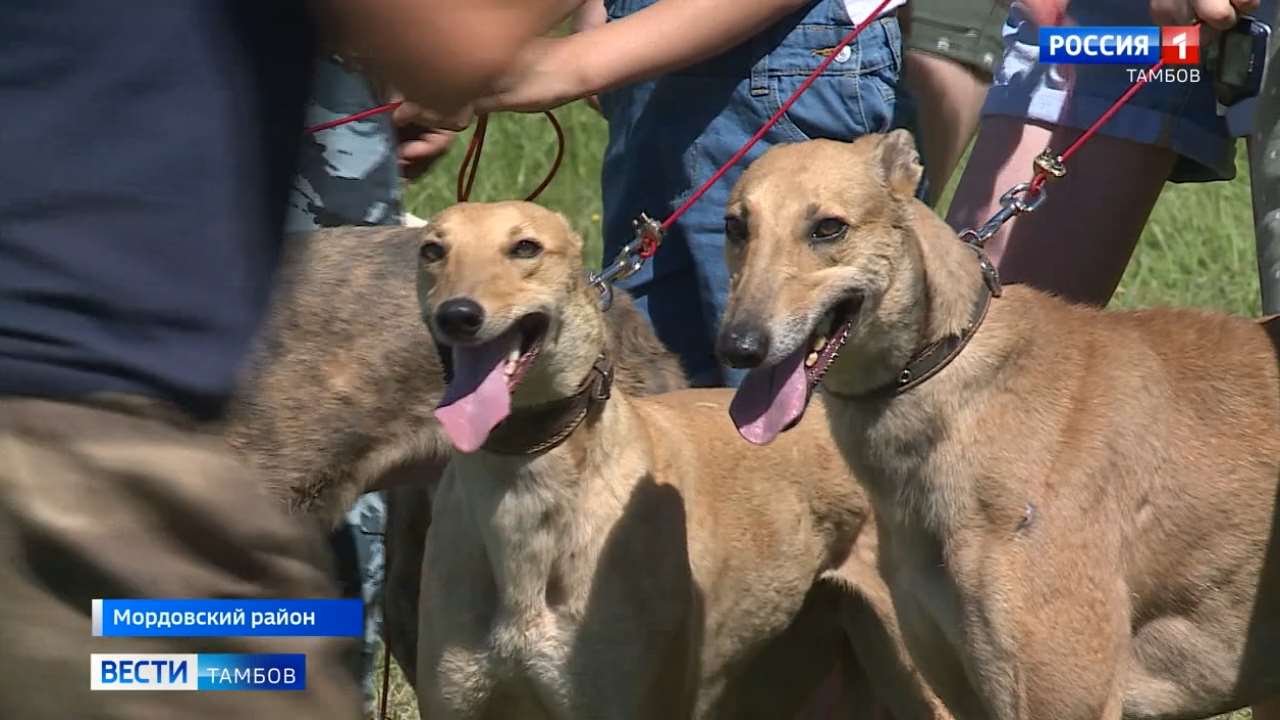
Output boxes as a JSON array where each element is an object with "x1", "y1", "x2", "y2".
[{"x1": 955, "y1": 543, "x2": 1129, "y2": 720}]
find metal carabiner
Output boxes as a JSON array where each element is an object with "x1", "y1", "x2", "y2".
[
  {"x1": 587, "y1": 214, "x2": 664, "y2": 311},
  {"x1": 956, "y1": 181, "x2": 1051, "y2": 299},
  {"x1": 963, "y1": 182, "x2": 1049, "y2": 248}
]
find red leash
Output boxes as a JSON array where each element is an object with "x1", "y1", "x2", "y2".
[
  {"x1": 304, "y1": 100, "x2": 403, "y2": 135},
  {"x1": 962, "y1": 49, "x2": 1173, "y2": 265},
  {"x1": 591, "y1": 0, "x2": 897, "y2": 295},
  {"x1": 1028, "y1": 55, "x2": 1169, "y2": 194},
  {"x1": 305, "y1": 103, "x2": 565, "y2": 203},
  {"x1": 649, "y1": 0, "x2": 896, "y2": 246},
  {"x1": 303, "y1": 0, "x2": 895, "y2": 265}
]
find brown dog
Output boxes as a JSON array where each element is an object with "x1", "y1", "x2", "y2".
[
  {"x1": 222, "y1": 225, "x2": 684, "y2": 524},
  {"x1": 412, "y1": 201, "x2": 948, "y2": 719},
  {"x1": 716, "y1": 130, "x2": 1280, "y2": 719},
  {"x1": 217, "y1": 224, "x2": 687, "y2": 677}
]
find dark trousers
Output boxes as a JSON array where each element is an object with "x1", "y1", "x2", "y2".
[{"x1": 0, "y1": 396, "x2": 360, "y2": 719}]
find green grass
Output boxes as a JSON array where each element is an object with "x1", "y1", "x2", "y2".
[
  {"x1": 404, "y1": 105, "x2": 610, "y2": 271},
  {"x1": 391, "y1": 102, "x2": 1262, "y2": 720}
]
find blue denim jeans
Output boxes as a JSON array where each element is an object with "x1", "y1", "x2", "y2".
[{"x1": 599, "y1": 0, "x2": 902, "y2": 387}]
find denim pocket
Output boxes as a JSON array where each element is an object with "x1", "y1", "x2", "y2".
[
  {"x1": 770, "y1": 17, "x2": 902, "y2": 143},
  {"x1": 604, "y1": 0, "x2": 646, "y2": 22}
]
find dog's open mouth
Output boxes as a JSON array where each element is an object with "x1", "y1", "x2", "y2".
[
  {"x1": 802, "y1": 297, "x2": 859, "y2": 388},
  {"x1": 434, "y1": 312, "x2": 549, "y2": 453},
  {"x1": 730, "y1": 295, "x2": 861, "y2": 446},
  {"x1": 501, "y1": 313, "x2": 548, "y2": 392}
]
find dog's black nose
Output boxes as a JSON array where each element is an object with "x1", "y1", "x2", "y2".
[
  {"x1": 718, "y1": 323, "x2": 770, "y2": 369},
  {"x1": 435, "y1": 298, "x2": 485, "y2": 339}
]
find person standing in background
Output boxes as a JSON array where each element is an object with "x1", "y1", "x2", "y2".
[
  {"x1": 288, "y1": 53, "x2": 454, "y2": 713},
  {"x1": 0, "y1": 0, "x2": 577, "y2": 716},
  {"x1": 1251, "y1": 0, "x2": 1280, "y2": 313},
  {"x1": 946, "y1": 0, "x2": 1269, "y2": 306},
  {"x1": 894, "y1": 0, "x2": 1005, "y2": 204}
]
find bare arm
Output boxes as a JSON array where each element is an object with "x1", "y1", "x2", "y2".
[
  {"x1": 316, "y1": 0, "x2": 582, "y2": 116},
  {"x1": 561, "y1": 0, "x2": 810, "y2": 96},
  {"x1": 477, "y1": 0, "x2": 811, "y2": 112}
]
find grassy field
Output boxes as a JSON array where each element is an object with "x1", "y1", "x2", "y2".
[{"x1": 384, "y1": 101, "x2": 1262, "y2": 720}]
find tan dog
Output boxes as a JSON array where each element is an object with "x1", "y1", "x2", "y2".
[
  {"x1": 413, "y1": 201, "x2": 948, "y2": 719},
  {"x1": 222, "y1": 225, "x2": 684, "y2": 525},
  {"x1": 217, "y1": 224, "x2": 687, "y2": 678},
  {"x1": 716, "y1": 131, "x2": 1280, "y2": 719}
]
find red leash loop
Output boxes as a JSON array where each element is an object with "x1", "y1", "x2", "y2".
[
  {"x1": 456, "y1": 114, "x2": 491, "y2": 201},
  {"x1": 305, "y1": 102, "x2": 565, "y2": 204},
  {"x1": 456, "y1": 112, "x2": 565, "y2": 203}
]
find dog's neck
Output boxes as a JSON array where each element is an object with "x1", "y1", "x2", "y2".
[
  {"x1": 824, "y1": 202, "x2": 996, "y2": 531},
  {"x1": 827, "y1": 201, "x2": 987, "y2": 398},
  {"x1": 448, "y1": 349, "x2": 652, "y2": 625},
  {"x1": 907, "y1": 201, "x2": 989, "y2": 346}
]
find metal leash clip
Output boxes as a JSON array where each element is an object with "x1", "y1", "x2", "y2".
[
  {"x1": 1032, "y1": 147, "x2": 1066, "y2": 180},
  {"x1": 957, "y1": 182, "x2": 1049, "y2": 298},
  {"x1": 588, "y1": 213, "x2": 664, "y2": 311}
]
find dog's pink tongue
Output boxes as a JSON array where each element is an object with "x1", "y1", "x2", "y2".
[
  {"x1": 435, "y1": 339, "x2": 513, "y2": 453},
  {"x1": 729, "y1": 345, "x2": 808, "y2": 445}
]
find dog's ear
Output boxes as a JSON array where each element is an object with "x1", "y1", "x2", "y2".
[
  {"x1": 552, "y1": 210, "x2": 587, "y2": 255},
  {"x1": 873, "y1": 129, "x2": 923, "y2": 199}
]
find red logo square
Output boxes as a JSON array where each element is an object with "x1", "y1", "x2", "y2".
[{"x1": 1161, "y1": 25, "x2": 1200, "y2": 65}]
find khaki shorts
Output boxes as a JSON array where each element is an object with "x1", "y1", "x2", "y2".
[
  {"x1": 0, "y1": 396, "x2": 361, "y2": 719},
  {"x1": 904, "y1": 0, "x2": 1006, "y2": 77}
]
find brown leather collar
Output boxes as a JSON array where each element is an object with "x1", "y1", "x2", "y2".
[
  {"x1": 834, "y1": 283, "x2": 992, "y2": 401},
  {"x1": 481, "y1": 353, "x2": 614, "y2": 456}
]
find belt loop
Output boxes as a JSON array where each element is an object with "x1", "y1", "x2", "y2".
[
  {"x1": 884, "y1": 16, "x2": 902, "y2": 73},
  {"x1": 750, "y1": 52, "x2": 769, "y2": 96}
]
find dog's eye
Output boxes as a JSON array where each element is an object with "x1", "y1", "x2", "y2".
[
  {"x1": 510, "y1": 238, "x2": 543, "y2": 259},
  {"x1": 419, "y1": 241, "x2": 447, "y2": 263},
  {"x1": 810, "y1": 219, "x2": 848, "y2": 243},
  {"x1": 724, "y1": 216, "x2": 748, "y2": 245}
]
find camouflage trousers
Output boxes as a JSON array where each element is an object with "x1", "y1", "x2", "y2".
[
  {"x1": 287, "y1": 54, "x2": 401, "y2": 711},
  {"x1": 0, "y1": 396, "x2": 362, "y2": 719}
]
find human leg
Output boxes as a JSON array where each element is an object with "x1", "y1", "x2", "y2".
[
  {"x1": 287, "y1": 55, "x2": 405, "y2": 711},
  {"x1": 903, "y1": 52, "x2": 990, "y2": 205},
  {"x1": 948, "y1": 117, "x2": 1175, "y2": 305},
  {"x1": 1251, "y1": 6, "x2": 1280, "y2": 314},
  {"x1": 0, "y1": 396, "x2": 360, "y2": 718},
  {"x1": 899, "y1": 0, "x2": 1003, "y2": 204},
  {"x1": 945, "y1": 1, "x2": 1244, "y2": 305}
]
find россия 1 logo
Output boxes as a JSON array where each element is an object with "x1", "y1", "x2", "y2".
[
  {"x1": 1161, "y1": 25, "x2": 1201, "y2": 64},
  {"x1": 1040, "y1": 25, "x2": 1201, "y2": 82}
]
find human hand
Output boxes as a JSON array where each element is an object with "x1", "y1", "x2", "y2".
[
  {"x1": 392, "y1": 97, "x2": 474, "y2": 132},
  {"x1": 1150, "y1": 0, "x2": 1260, "y2": 29},
  {"x1": 392, "y1": 100, "x2": 463, "y2": 180},
  {"x1": 474, "y1": 37, "x2": 590, "y2": 114}
]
